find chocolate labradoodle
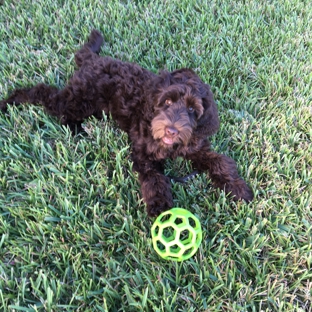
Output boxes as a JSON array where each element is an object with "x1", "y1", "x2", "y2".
[{"x1": 0, "y1": 30, "x2": 253, "y2": 216}]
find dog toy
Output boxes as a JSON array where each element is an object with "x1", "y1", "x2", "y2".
[{"x1": 151, "y1": 208, "x2": 202, "y2": 261}]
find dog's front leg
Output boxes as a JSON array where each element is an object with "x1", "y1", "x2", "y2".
[
  {"x1": 133, "y1": 160, "x2": 173, "y2": 217},
  {"x1": 138, "y1": 170, "x2": 173, "y2": 217},
  {"x1": 186, "y1": 142, "x2": 253, "y2": 202}
]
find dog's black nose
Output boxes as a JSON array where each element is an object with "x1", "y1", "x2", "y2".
[{"x1": 165, "y1": 127, "x2": 178, "y2": 137}]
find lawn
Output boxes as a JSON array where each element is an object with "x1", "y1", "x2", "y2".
[{"x1": 0, "y1": 0, "x2": 311, "y2": 311}]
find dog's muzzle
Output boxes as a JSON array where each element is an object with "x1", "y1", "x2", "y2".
[{"x1": 151, "y1": 104, "x2": 194, "y2": 147}]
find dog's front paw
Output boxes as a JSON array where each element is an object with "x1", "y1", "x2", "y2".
[
  {"x1": 146, "y1": 197, "x2": 173, "y2": 218},
  {"x1": 0, "y1": 100, "x2": 7, "y2": 111},
  {"x1": 225, "y1": 179, "x2": 254, "y2": 203}
]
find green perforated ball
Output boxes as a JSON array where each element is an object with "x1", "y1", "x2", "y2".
[{"x1": 151, "y1": 208, "x2": 202, "y2": 261}]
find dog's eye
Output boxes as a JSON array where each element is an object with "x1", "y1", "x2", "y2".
[
  {"x1": 165, "y1": 99, "x2": 173, "y2": 106},
  {"x1": 188, "y1": 106, "x2": 194, "y2": 113}
]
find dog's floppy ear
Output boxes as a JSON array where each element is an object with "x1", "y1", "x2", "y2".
[
  {"x1": 195, "y1": 83, "x2": 220, "y2": 137},
  {"x1": 168, "y1": 69, "x2": 219, "y2": 136}
]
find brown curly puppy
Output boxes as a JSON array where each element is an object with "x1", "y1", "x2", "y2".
[{"x1": 0, "y1": 30, "x2": 253, "y2": 216}]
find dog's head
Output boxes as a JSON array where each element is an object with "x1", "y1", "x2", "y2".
[{"x1": 150, "y1": 69, "x2": 219, "y2": 149}]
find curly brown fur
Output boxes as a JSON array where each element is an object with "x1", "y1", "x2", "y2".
[{"x1": 0, "y1": 30, "x2": 254, "y2": 217}]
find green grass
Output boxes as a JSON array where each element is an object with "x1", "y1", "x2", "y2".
[{"x1": 0, "y1": 0, "x2": 311, "y2": 311}]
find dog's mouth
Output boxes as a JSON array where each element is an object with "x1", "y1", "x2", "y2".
[{"x1": 162, "y1": 137, "x2": 175, "y2": 145}]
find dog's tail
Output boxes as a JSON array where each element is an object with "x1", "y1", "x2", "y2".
[{"x1": 75, "y1": 29, "x2": 104, "y2": 67}]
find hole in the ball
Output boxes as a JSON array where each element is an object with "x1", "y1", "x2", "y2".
[
  {"x1": 174, "y1": 217, "x2": 184, "y2": 225},
  {"x1": 183, "y1": 247, "x2": 194, "y2": 256},
  {"x1": 160, "y1": 213, "x2": 172, "y2": 223},
  {"x1": 180, "y1": 230, "x2": 193, "y2": 244},
  {"x1": 170, "y1": 244, "x2": 182, "y2": 254},
  {"x1": 188, "y1": 217, "x2": 197, "y2": 228},
  {"x1": 153, "y1": 225, "x2": 160, "y2": 235},
  {"x1": 157, "y1": 241, "x2": 166, "y2": 251},
  {"x1": 162, "y1": 226, "x2": 176, "y2": 241}
]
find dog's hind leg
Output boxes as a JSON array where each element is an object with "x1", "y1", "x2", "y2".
[
  {"x1": 0, "y1": 84, "x2": 59, "y2": 114},
  {"x1": 75, "y1": 30, "x2": 104, "y2": 67},
  {"x1": 0, "y1": 81, "x2": 97, "y2": 133},
  {"x1": 1, "y1": 30, "x2": 105, "y2": 132}
]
